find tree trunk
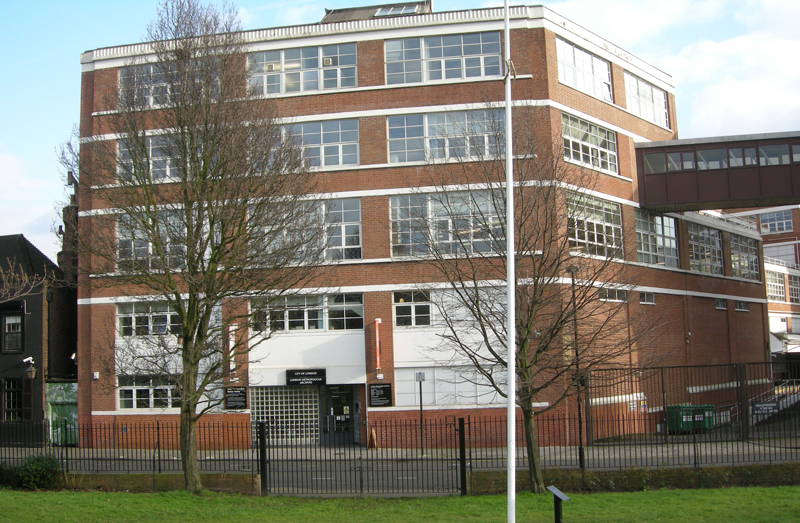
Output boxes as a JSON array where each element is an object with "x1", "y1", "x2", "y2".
[
  {"x1": 180, "y1": 403, "x2": 202, "y2": 491},
  {"x1": 522, "y1": 407, "x2": 545, "y2": 493}
]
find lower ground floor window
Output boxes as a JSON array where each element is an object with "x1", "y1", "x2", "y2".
[
  {"x1": 2, "y1": 378, "x2": 30, "y2": 421},
  {"x1": 118, "y1": 376, "x2": 181, "y2": 410}
]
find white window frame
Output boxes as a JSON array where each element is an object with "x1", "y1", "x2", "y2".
[
  {"x1": 556, "y1": 38, "x2": 612, "y2": 102},
  {"x1": 688, "y1": 223, "x2": 723, "y2": 275},
  {"x1": 248, "y1": 43, "x2": 357, "y2": 96},
  {"x1": 327, "y1": 293, "x2": 364, "y2": 330},
  {"x1": 599, "y1": 288, "x2": 627, "y2": 302},
  {"x1": 561, "y1": 113, "x2": 618, "y2": 175},
  {"x1": 714, "y1": 298, "x2": 727, "y2": 310},
  {"x1": 119, "y1": 63, "x2": 174, "y2": 108},
  {"x1": 730, "y1": 234, "x2": 760, "y2": 281},
  {"x1": 117, "y1": 211, "x2": 186, "y2": 271},
  {"x1": 252, "y1": 295, "x2": 325, "y2": 332},
  {"x1": 325, "y1": 198, "x2": 361, "y2": 260},
  {"x1": 385, "y1": 32, "x2": 502, "y2": 85},
  {"x1": 118, "y1": 136, "x2": 179, "y2": 182},
  {"x1": 767, "y1": 271, "x2": 786, "y2": 302},
  {"x1": 393, "y1": 291, "x2": 432, "y2": 327},
  {"x1": 1, "y1": 313, "x2": 23, "y2": 353},
  {"x1": 388, "y1": 110, "x2": 503, "y2": 163},
  {"x1": 639, "y1": 292, "x2": 655, "y2": 305},
  {"x1": 390, "y1": 191, "x2": 504, "y2": 257},
  {"x1": 624, "y1": 72, "x2": 669, "y2": 128},
  {"x1": 117, "y1": 302, "x2": 181, "y2": 337},
  {"x1": 288, "y1": 119, "x2": 359, "y2": 168},
  {"x1": 759, "y1": 210, "x2": 793, "y2": 234},
  {"x1": 567, "y1": 192, "x2": 623, "y2": 258},
  {"x1": 635, "y1": 209, "x2": 678, "y2": 268},
  {"x1": 789, "y1": 274, "x2": 800, "y2": 304},
  {"x1": 375, "y1": 5, "x2": 418, "y2": 16},
  {"x1": 118, "y1": 375, "x2": 181, "y2": 410},
  {"x1": 734, "y1": 301, "x2": 750, "y2": 312}
]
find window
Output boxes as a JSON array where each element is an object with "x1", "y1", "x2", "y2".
[
  {"x1": 390, "y1": 191, "x2": 504, "y2": 257},
  {"x1": 388, "y1": 110, "x2": 502, "y2": 163},
  {"x1": 760, "y1": 144, "x2": 791, "y2": 166},
  {"x1": 639, "y1": 292, "x2": 655, "y2": 305},
  {"x1": 118, "y1": 376, "x2": 181, "y2": 410},
  {"x1": 119, "y1": 63, "x2": 174, "y2": 107},
  {"x1": 326, "y1": 198, "x2": 361, "y2": 260},
  {"x1": 561, "y1": 113, "x2": 618, "y2": 174},
  {"x1": 730, "y1": 234, "x2": 759, "y2": 280},
  {"x1": 2, "y1": 312, "x2": 23, "y2": 352},
  {"x1": 734, "y1": 301, "x2": 749, "y2": 312},
  {"x1": 714, "y1": 298, "x2": 727, "y2": 310},
  {"x1": 790, "y1": 275, "x2": 800, "y2": 304},
  {"x1": 767, "y1": 271, "x2": 786, "y2": 302},
  {"x1": 2, "y1": 378, "x2": 29, "y2": 422},
  {"x1": 556, "y1": 38, "x2": 612, "y2": 102},
  {"x1": 394, "y1": 291, "x2": 431, "y2": 327},
  {"x1": 375, "y1": 5, "x2": 418, "y2": 16},
  {"x1": 728, "y1": 147, "x2": 758, "y2": 167},
  {"x1": 117, "y1": 211, "x2": 185, "y2": 271},
  {"x1": 688, "y1": 223, "x2": 723, "y2": 275},
  {"x1": 252, "y1": 295, "x2": 324, "y2": 332},
  {"x1": 760, "y1": 210, "x2": 793, "y2": 234},
  {"x1": 635, "y1": 209, "x2": 678, "y2": 267},
  {"x1": 643, "y1": 151, "x2": 695, "y2": 174},
  {"x1": 251, "y1": 294, "x2": 363, "y2": 332},
  {"x1": 394, "y1": 366, "x2": 502, "y2": 406},
  {"x1": 288, "y1": 119, "x2": 359, "y2": 168},
  {"x1": 385, "y1": 32, "x2": 501, "y2": 85},
  {"x1": 624, "y1": 72, "x2": 669, "y2": 127},
  {"x1": 328, "y1": 294, "x2": 364, "y2": 330},
  {"x1": 118, "y1": 136, "x2": 178, "y2": 182},
  {"x1": 117, "y1": 302, "x2": 181, "y2": 337},
  {"x1": 598, "y1": 288, "x2": 627, "y2": 302},
  {"x1": 567, "y1": 192, "x2": 623, "y2": 258},
  {"x1": 697, "y1": 149, "x2": 728, "y2": 170},
  {"x1": 248, "y1": 43, "x2": 356, "y2": 96}
]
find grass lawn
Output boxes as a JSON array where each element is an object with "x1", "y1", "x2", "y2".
[{"x1": 1, "y1": 486, "x2": 799, "y2": 522}]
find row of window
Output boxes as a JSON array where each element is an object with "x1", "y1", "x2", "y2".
[
  {"x1": 643, "y1": 143, "x2": 800, "y2": 175},
  {"x1": 113, "y1": 192, "x2": 760, "y2": 281},
  {"x1": 119, "y1": 31, "x2": 667, "y2": 128}
]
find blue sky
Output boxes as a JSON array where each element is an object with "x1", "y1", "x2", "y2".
[{"x1": 2, "y1": 0, "x2": 799, "y2": 262}]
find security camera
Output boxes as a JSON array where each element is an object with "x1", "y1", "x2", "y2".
[{"x1": 22, "y1": 357, "x2": 34, "y2": 364}]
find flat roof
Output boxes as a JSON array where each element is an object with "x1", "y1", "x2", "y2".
[{"x1": 636, "y1": 130, "x2": 800, "y2": 149}]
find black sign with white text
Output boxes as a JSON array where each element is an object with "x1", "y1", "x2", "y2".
[
  {"x1": 286, "y1": 369, "x2": 327, "y2": 385},
  {"x1": 225, "y1": 387, "x2": 247, "y2": 409},
  {"x1": 369, "y1": 384, "x2": 392, "y2": 407}
]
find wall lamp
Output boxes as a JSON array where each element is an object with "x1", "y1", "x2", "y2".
[{"x1": 23, "y1": 357, "x2": 37, "y2": 379}]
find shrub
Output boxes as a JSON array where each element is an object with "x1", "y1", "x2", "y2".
[
  {"x1": 0, "y1": 460, "x2": 20, "y2": 488},
  {"x1": 16, "y1": 455, "x2": 60, "y2": 490}
]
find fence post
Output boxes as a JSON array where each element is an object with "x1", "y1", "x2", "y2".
[
  {"x1": 62, "y1": 419, "x2": 70, "y2": 473},
  {"x1": 156, "y1": 421, "x2": 161, "y2": 474},
  {"x1": 458, "y1": 418, "x2": 467, "y2": 496},
  {"x1": 258, "y1": 421, "x2": 268, "y2": 496},
  {"x1": 661, "y1": 367, "x2": 668, "y2": 443},
  {"x1": 738, "y1": 364, "x2": 749, "y2": 440}
]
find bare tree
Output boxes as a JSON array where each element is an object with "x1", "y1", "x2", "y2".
[
  {"x1": 403, "y1": 106, "x2": 662, "y2": 493},
  {"x1": 0, "y1": 259, "x2": 53, "y2": 304},
  {"x1": 66, "y1": 0, "x2": 327, "y2": 490}
]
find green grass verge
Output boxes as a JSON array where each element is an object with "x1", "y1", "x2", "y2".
[{"x1": 1, "y1": 486, "x2": 799, "y2": 523}]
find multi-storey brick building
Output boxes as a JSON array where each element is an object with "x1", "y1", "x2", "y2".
[{"x1": 75, "y1": 1, "x2": 769, "y2": 444}]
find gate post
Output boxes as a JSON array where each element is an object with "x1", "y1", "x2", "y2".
[
  {"x1": 458, "y1": 418, "x2": 467, "y2": 496},
  {"x1": 258, "y1": 421, "x2": 268, "y2": 496}
]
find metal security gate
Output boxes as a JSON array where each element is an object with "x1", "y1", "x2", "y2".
[{"x1": 258, "y1": 418, "x2": 464, "y2": 495}]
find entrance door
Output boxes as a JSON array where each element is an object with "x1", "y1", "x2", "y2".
[{"x1": 319, "y1": 385, "x2": 355, "y2": 446}]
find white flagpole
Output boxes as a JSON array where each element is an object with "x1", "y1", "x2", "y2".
[{"x1": 503, "y1": 0, "x2": 515, "y2": 522}]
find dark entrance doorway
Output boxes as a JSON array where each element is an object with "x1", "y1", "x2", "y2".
[{"x1": 319, "y1": 385, "x2": 355, "y2": 446}]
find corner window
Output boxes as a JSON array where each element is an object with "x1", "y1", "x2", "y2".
[
  {"x1": 624, "y1": 72, "x2": 669, "y2": 128},
  {"x1": 556, "y1": 38, "x2": 612, "y2": 102},
  {"x1": 567, "y1": 192, "x2": 623, "y2": 258},
  {"x1": 394, "y1": 291, "x2": 431, "y2": 327},
  {"x1": 561, "y1": 113, "x2": 618, "y2": 175},
  {"x1": 635, "y1": 209, "x2": 678, "y2": 268}
]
